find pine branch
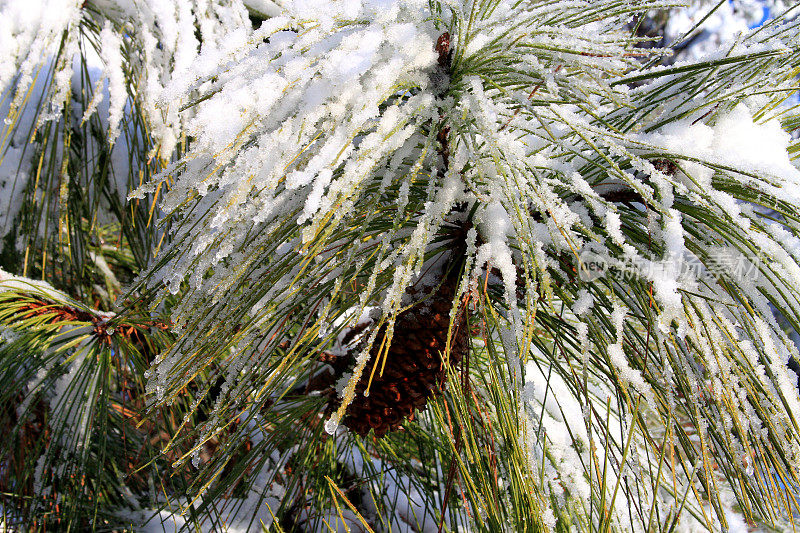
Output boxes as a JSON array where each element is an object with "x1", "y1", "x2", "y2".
[{"x1": 3, "y1": 0, "x2": 800, "y2": 531}]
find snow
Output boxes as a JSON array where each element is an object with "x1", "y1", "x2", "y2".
[
  {"x1": 475, "y1": 200, "x2": 518, "y2": 307},
  {"x1": 0, "y1": 0, "x2": 251, "y2": 158},
  {"x1": 98, "y1": 22, "x2": 126, "y2": 144},
  {"x1": 0, "y1": 268, "x2": 69, "y2": 300},
  {"x1": 0, "y1": 0, "x2": 253, "y2": 260},
  {"x1": 133, "y1": 496, "x2": 278, "y2": 533},
  {"x1": 324, "y1": 412, "x2": 340, "y2": 435},
  {"x1": 3, "y1": 0, "x2": 800, "y2": 531},
  {"x1": 336, "y1": 438, "x2": 459, "y2": 532},
  {"x1": 712, "y1": 104, "x2": 798, "y2": 179},
  {"x1": 0, "y1": 0, "x2": 82, "y2": 112},
  {"x1": 665, "y1": 1, "x2": 751, "y2": 61},
  {"x1": 634, "y1": 103, "x2": 800, "y2": 228},
  {"x1": 572, "y1": 289, "x2": 593, "y2": 316}
]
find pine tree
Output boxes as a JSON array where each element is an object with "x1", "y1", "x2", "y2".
[{"x1": 1, "y1": 0, "x2": 800, "y2": 531}]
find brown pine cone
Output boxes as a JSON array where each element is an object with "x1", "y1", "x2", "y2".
[{"x1": 343, "y1": 271, "x2": 469, "y2": 437}]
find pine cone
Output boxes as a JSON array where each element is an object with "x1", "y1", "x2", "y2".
[{"x1": 343, "y1": 270, "x2": 469, "y2": 437}]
